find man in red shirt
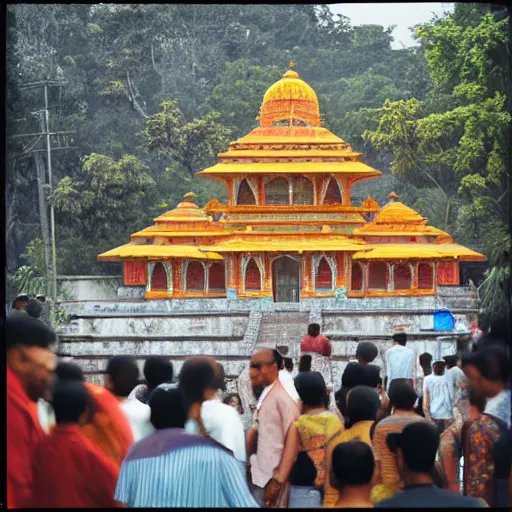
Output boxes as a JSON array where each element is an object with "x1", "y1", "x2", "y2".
[
  {"x1": 6, "y1": 312, "x2": 57, "y2": 508},
  {"x1": 29, "y1": 380, "x2": 121, "y2": 508}
]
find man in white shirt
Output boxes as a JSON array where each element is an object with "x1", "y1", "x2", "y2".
[
  {"x1": 384, "y1": 332, "x2": 417, "y2": 392},
  {"x1": 105, "y1": 356, "x2": 155, "y2": 442},
  {"x1": 422, "y1": 360, "x2": 453, "y2": 434},
  {"x1": 181, "y1": 357, "x2": 246, "y2": 463}
]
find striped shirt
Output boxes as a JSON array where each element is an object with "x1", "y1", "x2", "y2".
[{"x1": 115, "y1": 428, "x2": 258, "y2": 507}]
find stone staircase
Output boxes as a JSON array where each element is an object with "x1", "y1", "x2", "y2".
[
  {"x1": 437, "y1": 286, "x2": 479, "y2": 311},
  {"x1": 255, "y1": 311, "x2": 310, "y2": 359}
]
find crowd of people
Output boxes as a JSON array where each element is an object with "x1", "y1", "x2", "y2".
[{"x1": 6, "y1": 308, "x2": 512, "y2": 508}]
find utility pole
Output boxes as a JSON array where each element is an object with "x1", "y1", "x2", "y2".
[{"x1": 12, "y1": 79, "x2": 76, "y2": 304}]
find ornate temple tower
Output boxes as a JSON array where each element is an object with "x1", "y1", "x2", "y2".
[{"x1": 99, "y1": 65, "x2": 485, "y2": 302}]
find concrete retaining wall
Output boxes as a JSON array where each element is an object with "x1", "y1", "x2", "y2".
[{"x1": 58, "y1": 276, "x2": 122, "y2": 301}]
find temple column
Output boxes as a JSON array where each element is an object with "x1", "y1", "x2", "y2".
[
  {"x1": 335, "y1": 253, "x2": 345, "y2": 288},
  {"x1": 412, "y1": 262, "x2": 419, "y2": 290},
  {"x1": 227, "y1": 178, "x2": 236, "y2": 206},
  {"x1": 263, "y1": 255, "x2": 272, "y2": 295},
  {"x1": 341, "y1": 177, "x2": 351, "y2": 206},
  {"x1": 172, "y1": 259, "x2": 184, "y2": 296},
  {"x1": 257, "y1": 176, "x2": 265, "y2": 205}
]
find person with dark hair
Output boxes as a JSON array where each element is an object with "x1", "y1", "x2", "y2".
[
  {"x1": 461, "y1": 345, "x2": 511, "y2": 506},
  {"x1": 246, "y1": 347, "x2": 300, "y2": 507},
  {"x1": 324, "y1": 386, "x2": 381, "y2": 506},
  {"x1": 281, "y1": 372, "x2": 343, "y2": 507},
  {"x1": 371, "y1": 379, "x2": 427, "y2": 503},
  {"x1": 26, "y1": 297, "x2": 44, "y2": 319},
  {"x1": 6, "y1": 312, "x2": 57, "y2": 508},
  {"x1": 444, "y1": 354, "x2": 470, "y2": 424},
  {"x1": 423, "y1": 360, "x2": 453, "y2": 434},
  {"x1": 11, "y1": 292, "x2": 30, "y2": 312},
  {"x1": 187, "y1": 357, "x2": 246, "y2": 463},
  {"x1": 331, "y1": 441, "x2": 375, "y2": 508},
  {"x1": 376, "y1": 422, "x2": 486, "y2": 507},
  {"x1": 414, "y1": 352, "x2": 433, "y2": 416},
  {"x1": 384, "y1": 332, "x2": 417, "y2": 393},
  {"x1": 114, "y1": 387, "x2": 258, "y2": 507},
  {"x1": 357, "y1": 341, "x2": 379, "y2": 366},
  {"x1": 436, "y1": 386, "x2": 486, "y2": 493},
  {"x1": 300, "y1": 323, "x2": 333, "y2": 399},
  {"x1": 336, "y1": 362, "x2": 366, "y2": 425},
  {"x1": 55, "y1": 361, "x2": 85, "y2": 381},
  {"x1": 105, "y1": 356, "x2": 154, "y2": 442},
  {"x1": 128, "y1": 356, "x2": 174, "y2": 404},
  {"x1": 224, "y1": 393, "x2": 244, "y2": 415},
  {"x1": 284, "y1": 358, "x2": 294, "y2": 373},
  {"x1": 28, "y1": 380, "x2": 120, "y2": 508}
]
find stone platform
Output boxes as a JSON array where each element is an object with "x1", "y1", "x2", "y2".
[{"x1": 56, "y1": 286, "x2": 478, "y2": 392}]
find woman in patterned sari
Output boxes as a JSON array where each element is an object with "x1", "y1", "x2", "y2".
[{"x1": 283, "y1": 372, "x2": 343, "y2": 508}]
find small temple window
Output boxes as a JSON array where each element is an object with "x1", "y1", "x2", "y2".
[
  {"x1": 151, "y1": 263, "x2": 168, "y2": 291},
  {"x1": 323, "y1": 178, "x2": 342, "y2": 205},
  {"x1": 292, "y1": 176, "x2": 314, "y2": 205},
  {"x1": 208, "y1": 262, "x2": 226, "y2": 291},
  {"x1": 265, "y1": 177, "x2": 290, "y2": 205},
  {"x1": 186, "y1": 261, "x2": 205, "y2": 291},
  {"x1": 273, "y1": 118, "x2": 308, "y2": 127},
  {"x1": 351, "y1": 262, "x2": 363, "y2": 291},
  {"x1": 316, "y1": 257, "x2": 333, "y2": 290},
  {"x1": 368, "y1": 261, "x2": 387, "y2": 290},
  {"x1": 237, "y1": 179, "x2": 256, "y2": 205},
  {"x1": 245, "y1": 258, "x2": 261, "y2": 291},
  {"x1": 394, "y1": 263, "x2": 412, "y2": 290},
  {"x1": 418, "y1": 263, "x2": 434, "y2": 289}
]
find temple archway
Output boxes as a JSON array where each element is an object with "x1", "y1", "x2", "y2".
[
  {"x1": 186, "y1": 261, "x2": 205, "y2": 291},
  {"x1": 208, "y1": 262, "x2": 226, "y2": 291},
  {"x1": 265, "y1": 177, "x2": 289, "y2": 205},
  {"x1": 292, "y1": 176, "x2": 314, "y2": 205},
  {"x1": 394, "y1": 263, "x2": 412, "y2": 290},
  {"x1": 322, "y1": 178, "x2": 342, "y2": 205},
  {"x1": 351, "y1": 262, "x2": 363, "y2": 291},
  {"x1": 418, "y1": 263, "x2": 434, "y2": 289},
  {"x1": 272, "y1": 256, "x2": 300, "y2": 302},
  {"x1": 236, "y1": 179, "x2": 257, "y2": 205},
  {"x1": 368, "y1": 262, "x2": 388, "y2": 290},
  {"x1": 150, "y1": 263, "x2": 168, "y2": 291},
  {"x1": 245, "y1": 258, "x2": 262, "y2": 291},
  {"x1": 316, "y1": 257, "x2": 333, "y2": 291}
]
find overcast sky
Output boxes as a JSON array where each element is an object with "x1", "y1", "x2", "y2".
[{"x1": 329, "y1": 3, "x2": 455, "y2": 49}]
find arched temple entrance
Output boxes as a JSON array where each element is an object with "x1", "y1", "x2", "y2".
[{"x1": 272, "y1": 256, "x2": 300, "y2": 302}]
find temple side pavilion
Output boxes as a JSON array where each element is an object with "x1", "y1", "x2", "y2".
[{"x1": 99, "y1": 65, "x2": 485, "y2": 302}]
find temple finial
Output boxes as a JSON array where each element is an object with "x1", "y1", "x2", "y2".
[
  {"x1": 388, "y1": 191, "x2": 399, "y2": 202},
  {"x1": 289, "y1": 60, "x2": 295, "y2": 70},
  {"x1": 184, "y1": 192, "x2": 197, "y2": 200}
]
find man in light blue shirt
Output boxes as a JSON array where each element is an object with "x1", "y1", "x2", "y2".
[{"x1": 115, "y1": 386, "x2": 258, "y2": 508}]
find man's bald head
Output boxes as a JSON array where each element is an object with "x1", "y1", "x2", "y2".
[{"x1": 250, "y1": 348, "x2": 279, "y2": 388}]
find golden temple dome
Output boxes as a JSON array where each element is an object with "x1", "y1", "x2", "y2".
[
  {"x1": 154, "y1": 192, "x2": 210, "y2": 224},
  {"x1": 373, "y1": 201, "x2": 427, "y2": 225},
  {"x1": 259, "y1": 63, "x2": 321, "y2": 128}
]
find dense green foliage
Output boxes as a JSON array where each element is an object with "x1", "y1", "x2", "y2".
[{"x1": 6, "y1": 4, "x2": 510, "y2": 325}]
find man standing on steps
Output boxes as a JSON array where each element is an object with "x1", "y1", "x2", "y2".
[
  {"x1": 384, "y1": 332, "x2": 417, "y2": 393},
  {"x1": 246, "y1": 348, "x2": 300, "y2": 507}
]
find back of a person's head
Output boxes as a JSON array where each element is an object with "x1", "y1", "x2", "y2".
[
  {"x1": 299, "y1": 354, "x2": 312, "y2": 373},
  {"x1": 331, "y1": 441, "x2": 375, "y2": 489},
  {"x1": 347, "y1": 386, "x2": 380, "y2": 424},
  {"x1": 468, "y1": 385, "x2": 486, "y2": 413},
  {"x1": 462, "y1": 345, "x2": 509, "y2": 384},
  {"x1": 214, "y1": 362, "x2": 227, "y2": 391},
  {"x1": 294, "y1": 371, "x2": 327, "y2": 407},
  {"x1": 443, "y1": 355, "x2": 458, "y2": 369},
  {"x1": 388, "y1": 379, "x2": 418, "y2": 410},
  {"x1": 144, "y1": 356, "x2": 173, "y2": 389},
  {"x1": 307, "y1": 323, "x2": 321, "y2": 337},
  {"x1": 273, "y1": 349, "x2": 284, "y2": 371},
  {"x1": 51, "y1": 380, "x2": 89, "y2": 424},
  {"x1": 419, "y1": 352, "x2": 433, "y2": 367},
  {"x1": 361, "y1": 364, "x2": 381, "y2": 388},
  {"x1": 387, "y1": 422, "x2": 439, "y2": 473},
  {"x1": 284, "y1": 358, "x2": 293, "y2": 371},
  {"x1": 106, "y1": 356, "x2": 140, "y2": 398},
  {"x1": 26, "y1": 297, "x2": 44, "y2": 319},
  {"x1": 342, "y1": 362, "x2": 365, "y2": 389},
  {"x1": 392, "y1": 332, "x2": 407, "y2": 346},
  {"x1": 149, "y1": 387, "x2": 188, "y2": 429},
  {"x1": 356, "y1": 342, "x2": 378, "y2": 364},
  {"x1": 6, "y1": 311, "x2": 56, "y2": 351},
  {"x1": 179, "y1": 357, "x2": 217, "y2": 403},
  {"x1": 55, "y1": 361, "x2": 84, "y2": 381}
]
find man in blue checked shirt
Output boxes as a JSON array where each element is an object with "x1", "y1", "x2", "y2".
[{"x1": 114, "y1": 383, "x2": 258, "y2": 507}]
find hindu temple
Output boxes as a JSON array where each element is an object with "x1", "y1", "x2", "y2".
[{"x1": 98, "y1": 64, "x2": 485, "y2": 302}]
